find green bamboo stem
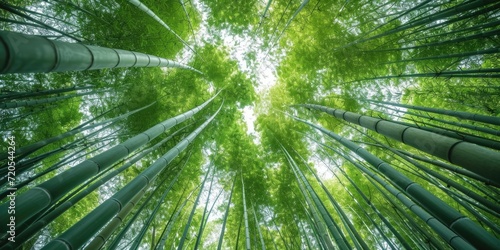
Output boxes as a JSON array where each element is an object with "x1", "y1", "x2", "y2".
[
  {"x1": 84, "y1": 179, "x2": 155, "y2": 250},
  {"x1": 371, "y1": 0, "x2": 491, "y2": 40},
  {"x1": 293, "y1": 149, "x2": 370, "y2": 250},
  {"x1": 127, "y1": 0, "x2": 196, "y2": 54},
  {"x1": 251, "y1": 203, "x2": 266, "y2": 250},
  {"x1": 372, "y1": 28, "x2": 500, "y2": 52},
  {"x1": 281, "y1": 146, "x2": 344, "y2": 249},
  {"x1": 384, "y1": 48, "x2": 500, "y2": 64},
  {"x1": 299, "y1": 104, "x2": 500, "y2": 182},
  {"x1": 0, "y1": 30, "x2": 201, "y2": 74},
  {"x1": 366, "y1": 99, "x2": 500, "y2": 126},
  {"x1": 154, "y1": 183, "x2": 200, "y2": 250},
  {"x1": 0, "y1": 2, "x2": 83, "y2": 42},
  {"x1": 376, "y1": 103, "x2": 500, "y2": 137},
  {"x1": 0, "y1": 94, "x2": 218, "y2": 237},
  {"x1": 115, "y1": 154, "x2": 190, "y2": 250},
  {"x1": 0, "y1": 85, "x2": 95, "y2": 101},
  {"x1": 177, "y1": 165, "x2": 212, "y2": 250},
  {"x1": 42, "y1": 103, "x2": 222, "y2": 249},
  {"x1": 0, "y1": 101, "x2": 154, "y2": 164},
  {"x1": 294, "y1": 115, "x2": 496, "y2": 249},
  {"x1": 0, "y1": 90, "x2": 101, "y2": 109},
  {"x1": 241, "y1": 174, "x2": 251, "y2": 250},
  {"x1": 403, "y1": 2, "x2": 500, "y2": 40},
  {"x1": 357, "y1": 128, "x2": 500, "y2": 214},
  {"x1": 258, "y1": 0, "x2": 273, "y2": 28},
  {"x1": 217, "y1": 175, "x2": 236, "y2": 250},
  {"x1": 358, "y1": 140, "x2": 499, "y2": 187},
  {"x1": 2, "y1": 127, "x2": 185, "y2": 249},
  {"x1": 193, "y1": 168, "x2": 216, "y2": 250},
  {"x1": 362, "y1": 0, "x2": 433, "y2": 38}
]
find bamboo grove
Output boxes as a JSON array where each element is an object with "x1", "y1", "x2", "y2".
[{"x1": 0, "y1": 0, "x2": 499, "y2": 249}]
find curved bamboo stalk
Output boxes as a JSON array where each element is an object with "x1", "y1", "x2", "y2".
[
  {"x1": 299, "y1": 104, "x2": 500, "y2": 182},
  {"x1": 0, "y1": 30, "x2": 201, "y2": 74},
  {"x1": 0, "y1": 93, "x2": 219, "y2": 236},
  {"x1": 42, "y1": 103, "x2": 223, "y2": 249}
]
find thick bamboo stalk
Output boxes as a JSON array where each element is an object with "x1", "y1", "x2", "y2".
[
  {"x1": 2, "y1": 127, "x2": 185, "y2": 249},
  {"x1": 42, "y1": 103, "x2": 222, "y2": 249},
  {"x1": 299, "y1": 104, "x2": 500, "y2": 182},
  {"x1": 0, "y1": 30, "x2": 201, "y2": 74},
  {"x1": 0, "y1": 94, "x2": 218, "y2": 236},
  {"x1": 294, "y1": 116, "x2": 497, "y2": 249}
]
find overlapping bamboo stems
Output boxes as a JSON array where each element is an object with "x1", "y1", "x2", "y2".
[
  {"x1": 361, "y1": 0, "x2": 433, "y2": 38},
  {"x1": 364, "y1": 175, "x2": 448, "y2": 250},
  {"x1": 127, "y1": 158, "x2": 190, "y2": 250},
  {"x1": 384, "y1": 47, "x2": 500, "y2": 64},
  {"x1": 365, "y1": 99, "x2": 500, "y2": 126},
  {"x1": 294, "y1": 115, "x2": 493, "y2": 249},
  {"x1": 0, "y1": 89, "x2": 106, "y2": 109},
  {"x1": 374, "y1": 103, "x2": 500, "y2": 137},
  {"x1": 358, "y1": 140, "x2": 498, "y2": 187},
  {"x1": 299, "y1": 104, "x2": 500, "y2": 182},
  {"x1": 1, "y1": 126, "x2": 187, "y2": 249},
  {"x1": 400, "y1": 2, "x2": 500, "y2": 40},
  {"x1": 251, "y1": 202, "x2": 266, "y2": 250},
  {"x1": 351, "y1": 126, "x2": 500, "y2": 214},
  {"x1": 193, "y1": 168, "x2": 216, "y2": 250},
  {"x1": 324, "y1": 140, "x2": 469, "y2": 249},
  {"x1": 351, "y1": 0, "x2": 494, "y2": 46},
  {"x1": 0, "y1": 30, "x2": 201, "y2": 74},
  {"x1": 407, "y1": 162, "x2": 500, "y2": 235},
  {"x1": 153, "y1": 183, "x2": 201, "y2": 250},
  {"x1": 201, "y1": 187, "x2": 224, "y2": 242},
  {"x1": 42, "y1": 103, "x2": 223, "y2": 249},
  {"x1": 305, "y1": 138, "x2": 412, "y2": 249},
  {"x1": 126, "y1": 0, "x2": 196, "y2": 55},
  {"x1": 376, "y1": 28, "x2": 500, "y2": 54},
  {"x1": 292, "y1": 148, "x2": 370, "y2": 250},
  {"x1": 0, "y1": 2, "x2": 83, "y2": 41},
  {"x1": 217, "y1": 175, "x2": 236, "y2": 250},
  {"x1": 0, "y1": 101, "x2": 155, "y2": 162},
  {"x1": 404, "y1": 19, "x2": 500, "y2": 44},
  {"x1": 0, "y1": 93, "x2": 218, "y2": 237},
  {"x1": 378, "y1": 113, "x2": 500, "y2": 150},
  {"x1": 0, "y1": 123, "x2": 119, "y2": 192},
  {"x1": 84, "y1": 175, "x2": 166, "y2": 249},
  {"x1": 0, "y1": 85, "x2": 95, "y2": 102},
  {"x1": 241, "y1": 174, "x2": 252, "y2": 250},
  {"x1": 281, "y1": 145, "x2": 343, "y2": 249}
]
